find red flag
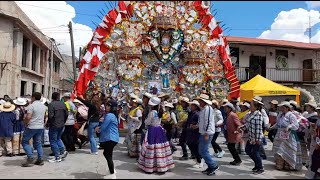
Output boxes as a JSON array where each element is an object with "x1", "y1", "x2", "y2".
[
  {"x1": 118, "y1": 1, "x2": 127, "y2": 14},
  {"x1": 108, "y1": 9, "x2": 118, "y2": 22},
  {"x1": 200, "y1": 15, "x2": 213, "y2": 28},
  {"x1": 210, "y1": 26, "x2": 223, "y2": 39},
  {"x1": 127, "y1": 4, "x2": 134, "y2": 17}
]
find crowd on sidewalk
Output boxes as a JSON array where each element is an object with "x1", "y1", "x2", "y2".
[{"x1": 1, "y1": 91, "x2": 320, "y2": 179}]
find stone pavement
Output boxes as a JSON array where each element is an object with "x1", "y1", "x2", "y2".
[{"x1": 0, "y1": 136, "x2": 307, "y2": 179}]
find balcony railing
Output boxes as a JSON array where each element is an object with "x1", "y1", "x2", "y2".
[{"x1": 235, "y1": 67, "x2": 320, "y2": 83}]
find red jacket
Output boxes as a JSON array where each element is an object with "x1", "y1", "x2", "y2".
[{"x1": 226, "y1": 112, "x2": 242, "y2": 143}]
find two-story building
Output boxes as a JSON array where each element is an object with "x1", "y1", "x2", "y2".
[
  {"x1": 0, "y1": 1, "x2": 63, "y2": 99},
  {"x1": 227, "y1": 36, "x2": 320, "y2": 103}
]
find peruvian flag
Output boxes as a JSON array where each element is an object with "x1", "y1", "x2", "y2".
[
  {"x1": 118, "y1": 1, "x2": 127, "y2": 14},
  {"x1": 210, "y1": 26, "x2": 223, "y2": 39}
]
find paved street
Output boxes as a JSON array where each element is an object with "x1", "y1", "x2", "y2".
[{"x1": 0, "y1": 136, "x2": 307, "y2": 179}]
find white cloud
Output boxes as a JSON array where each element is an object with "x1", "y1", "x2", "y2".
[
  {"x1": 15, "y1": 1, "x2": 93, "y2": 57},
  {"x1": 306, "y1": 1, "x2": 320, "y2": 9},
  {"x1": 258, "y1": 8, "x2": 320, "y2": 43}
]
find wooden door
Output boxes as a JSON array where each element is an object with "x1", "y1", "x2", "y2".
[{"x1": 303, "y1": 59, "x2": 313, "y2": 82}]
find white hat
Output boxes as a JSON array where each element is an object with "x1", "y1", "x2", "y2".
[
  {"x1": 252, "y1": 96, "x2": 264, "y2": 105},
  {"x1": 240, "y1": 102, "x2": 250, "y2": 109},
  {"x1": 129, "y1": 93, "x2": 139, "y2": 100},
  {"x1": 148, "y1": 96, "x2": 161, "y2": 106},
  {"x1": 305, "y1": 101, "x2": 318, "y2": 109},
  {"x1": 270, "y1": 100, "x2": 279, "y2": 105},
  {"x1": 179, "y1": 96, "x2": 190, "y2": 103},
  {"x1": 164, "y1": 102, "x2": 174, "y2": 108},
  {"x1": 211, "y1": 100, "x2": 219, "y2": 108},
  {"x1": 133, "y1": 98, "x2": 142, "y2": 104},
  {"x1": 223, "y1": 102, "x2": 235, "y2": 111},
  {"x1": 0, "y1": 102, "x2": 16, "y2": 112},
  {"x1": 289, "y1": 100, "x2": 298, "y2": 108},
  {"x1": 316, "y1": 106, "x2": 320, "y2": 111},
  {"x1": 196, "y1": 94, "x2": 212, "y2": 105},
  {"x1": 189, "y1": 100, "x2": 200, "y2": 108},
  {"x1": 73, "y1": 99, "x2": 84, "y2": 105},
  {"x1": 63, "y1": 92, "x2": 71, "y2": 97},
  {"x1": 143, "y1": 92, "x2": 153, "y2": 99},
  {"x1": 0, "y1": 100, "x2": 5, "y2": 105},
  {"x1": 222, "y1": 99, "x2": 229, "y2": 104},
  {"x1": 13, "y1": 98, "x2": 27, "y2": 106},
  {"x1": 278, "y1": 101, "x2": 292, "y2": 108}
]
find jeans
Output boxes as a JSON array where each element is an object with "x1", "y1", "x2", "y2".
[
  {"x1": 100, "y1": 141, "x2": 118, "y2": 174},
  {"x1": 227, "y1": 143, "x2": 242, "y2": 162},
  {"x1": 245, "y1": 142, "x2": 263, "y2": 170},
  {"x1": 211, "y1": 132, "x2": 222, "y2": 153},
  {"x1": 88, "y1": 122, "x2": 99, "y2": 153},
  {"x1": 22, "y1": 128, "x2": 44, "y2": 160},
  {"x1": 49, "y1": 127, "x2": 65, "y2": 159},
  {"x1": 198, "y1": 135, "x2": 218, "y2": 169}
]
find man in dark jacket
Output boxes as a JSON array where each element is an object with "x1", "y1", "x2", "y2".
[{"x1": 47, "y1": 92, "x2": 68, "y2": 163}]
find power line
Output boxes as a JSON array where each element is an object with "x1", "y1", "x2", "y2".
[{"x1": 16, "y1": 2, "x2": 97, "y2": 17}]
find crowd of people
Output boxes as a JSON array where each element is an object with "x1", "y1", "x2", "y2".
[{"x1": 1, "y1": 91, "x2": 320, "y2": 179}]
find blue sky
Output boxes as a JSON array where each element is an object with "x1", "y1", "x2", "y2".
[{"x1": 67, "y1": 1, "x2": 310, "y2": 38}]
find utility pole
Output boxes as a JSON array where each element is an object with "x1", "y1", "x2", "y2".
[
  {"x1": 68, "y1": 21, "x2": 77, "y2": 82},
  {"x1": 48, "y1": 38, "x2": 54, "y2": 99}
]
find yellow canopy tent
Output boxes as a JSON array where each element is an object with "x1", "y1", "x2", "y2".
[{"x1": 240, "y1": 75, "x2": 300, "y2": 104}]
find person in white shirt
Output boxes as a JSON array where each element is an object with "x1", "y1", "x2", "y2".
[{"x1": 211, "y1": 100, "x2": 225, "y2": 158}]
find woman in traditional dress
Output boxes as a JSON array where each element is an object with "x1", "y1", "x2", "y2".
[
  {"x1": 125, "y1": 98, "x2": 143, "y2": 158},
  {"x1": 272, "y1": 101, "x2": 302, "y2": 171},
  {"x1": 12, "y1": 98, "x2": 27, "y2": 156},
  {"x1": 268, "y1": 100, "x2": 278, "y2": 143},
  {"x1": 138, "y1": 96, "x2": 174, "y2": 174}
]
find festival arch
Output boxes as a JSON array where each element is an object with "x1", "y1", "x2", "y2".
[{"x1": 73, "y1": 1, "x2": 240, "y2": 102}]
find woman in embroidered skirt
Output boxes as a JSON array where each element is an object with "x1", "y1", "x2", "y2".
[
  {"x1": 12, "y1": 98, "x2": 27, "y2": 156},
  {"x1": 138, "y1": 97, "x2": 174, "y2": 173},
  {"x1": 125, "y1": 98, "x2": 143, "y2": 158},
  {"x1": 272, "y1": 101, "x2": 302, "y2": 171}
]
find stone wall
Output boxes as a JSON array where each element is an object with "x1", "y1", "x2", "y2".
[{"x1": 299, "y1": 84, "x2": 320, "y2": 103}]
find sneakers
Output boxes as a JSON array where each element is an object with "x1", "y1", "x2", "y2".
[
  {"x1": 91, "y1": 152, "x2": 98, "y2": 155},
  {"x1": 229, "y1": 160, "x2": 242, "y2": 166},
  {"x1": 253, "y1": 169, "x2": 264, "y2": 175},
  {"x1": 34, "y1": 159, "x2": 44, "y2": 166},
  {"x1": 179, "y1": 156, "x2": 189, "y2": 161},
  {"x1": 252, "y1": 167, "x2": 258, "y2": 172},
  {"x1": 193, "y1": 159, "x2": 204, "y2": 168},
  {"x1": 61, "y1": 151, "x2": 68, "y2": 159},
  {"x1": 48, "y1": 158, "x2": 62, "y2": 163},
  {"x1": 105, "y1": 173, "x2": 116, "y2": 179},
  {"x1": 217, "y1": 151, "x2": 225, "y2": 158},
  {"x1": 207, "y1": 166, "x2": 219, "y2": 176},
  {"x1": 21, "y1": 158, "x2": 35, "y2": 167},
  {"x1": 202, "y1": 168, "x2": 210, "y2": 174}
]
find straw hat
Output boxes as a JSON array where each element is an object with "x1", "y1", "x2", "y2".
[
  {"x1": 0, "y1": 102, "x2": 16, "y2": 112},
  {"x1": 148, "y1": 97, "x2": 161, "y2": 106},
  {"x1": 222, "y1": 99, "x2": 229, "y2": 104},
  {"x1": 211, "y1": 100, "x2": 219, "y2": 108},
  {"x1": 278, "y1": 101, "x2": 292, "y2": 109},
  {"x1": 270, "y1": 100, "x2": 279, "y2": 105},
  {"x1": 179, "y1": 96, "x2": 190, "y2": 104},
  {"x1": 73, "y1": 99, "x2": 84, "y2": 105},
  {"x1": 196, "y1": 94, "x2": 212, "y2": 105},
  {"x1": 63, "y1": 92, "x2": 71, "y2": 97},
  {"x1": 289, "y1": 100, "x2": 298, "y2": 108},
  {"x1": 252, "y1": 96, "x2": 264, "y2": 105},
  {"x1": 164, "y1": 102, "x2": 174, "y2": 108},
  {"x1": 143, "y1": 92, "x2": 153, "y2": 99},
  {"x1": 189, "y1": 100, "x2": 201, "y2": 108},
  {"x1": 240, "y1": 102, "x2": 250, "y2": 109},
  {"x1": 13, "y1": 98, "x2": 27, "y2": 106},
  {"x1": 223, "y1": 102, "x2": 235, "y2": 111},
  {"x1": 305, "y1": 101, "x2": 318, "y2": 109}
]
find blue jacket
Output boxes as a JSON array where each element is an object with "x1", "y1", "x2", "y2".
[
  {"x1": 0, "y1": 112, "x2": 17, "y2": 137},
  {"x1": 99, "y1": 113, "x2": 119, "y2": 143}
]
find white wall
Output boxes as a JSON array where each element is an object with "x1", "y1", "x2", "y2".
[{"x1": 232, "y1": 44, "x2": 315, "y2": 82}]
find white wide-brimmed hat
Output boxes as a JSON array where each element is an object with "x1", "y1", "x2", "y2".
[
  {"x1": 0, "y1": 102, "x2": 16, "y2": 112},
  {"x1": 63, "y1": 92, "x2": 71, "y2": 97},
  {"x1": 189, "y1": 100, "x2": 201, "y2": 108},
  {"x1": 316, "y1": 106, "x2": 320, "y2": 111},
  {"x1": 278, "y1": 101, "x2": 292, "y2": 108},
  {"x1": 13, "y1": 98, "x2": 27, "y2": 106},
  {"x1": 129, "y1": 93, "x2": 139, "y2": 100},
  {"x1": 132, "y1": 98, "x2": 142, "y2": 104},
  {"x1": 305, "y1": 101, "x2": 318, "y2": 109},
  {"x1": 240, "y1": 102, "x2": 250, "y2": 109},
  {"x1": 164, "y1": 102, "x2": 174, "y2": 108},
  {"x1": 196, "y1": 94, "x2": 212, "y2": 105},
  {"x1": 211, "y1": 100, "x2": 219, "y2": 108},
  {"x1": 252, "y1": 96, "x2": 264, "y2": 105},
  {"x1": 148, "y1": 96, "x2": 161, "y2": 106},
  {"x1": 143, "y1": 92, "x2": 153, "y2": 99},
  {"x1": 270, "y1": 100, "x2": 279, "y2": 105},
  {"x1": 222, "y1": 99, "x2": 229, "y2": 104},
  {"x1": 179, "y1": 96, "x2": 190, "y2": 104},
  {"x1": 289, "y1": 100, "x2": 298, "y2": 108},
  {"x1": 223, "y1": 102, "x2": 235, "y2": 111}
]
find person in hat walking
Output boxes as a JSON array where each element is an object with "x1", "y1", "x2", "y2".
[
  {"x1": 12, "y1": 98, "x2": 28, "y2": 156},
  {"x1": 0, "y1": 102, "x2": 17, "y2": 157},
  {"x1": 185, "y1": 100, "x2": 203, "y2": 168},
  {"x1": 272, "y1": 101, "x2": 302, "y2": 171},
  {"x1": 268, "y1": 100, "x2": 279, "y2": 143},
  {"x1": 230, "y1": 97, "x2": 241, "y2": 113},
  {"x1": 223, "y1": 102, "x2": 242, "y2": 166},
  {"x1": 211, "y1": 100, "x2": 225, "y2": 158},
  {"x1": 137, "y1": 92, "x2": 153, "y2": 146},
  {"x1": 138, "y1": 96, "x2": 174, "y2": 173},
  {"x1": 125, "y1": 98, "x2": 143, "y2": 158},
  {"x1": 95, "y1": 99, "x2": 120, "y2": 179},
  {"x1": 162, "y1": 101, "x2": 177, "y2": 153},
  {"x1": 196, "y1": 94, "x2": 219, "y2": 176},
  {"x1": 21, "y1": 92, "x2": 46, "y2": 167},
  {"x1": 239, "y1": 99, "x2": 265, "y2": 174},
  {"x1": 73, "y1": 99, "x2": 88, "y2": 149}
]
